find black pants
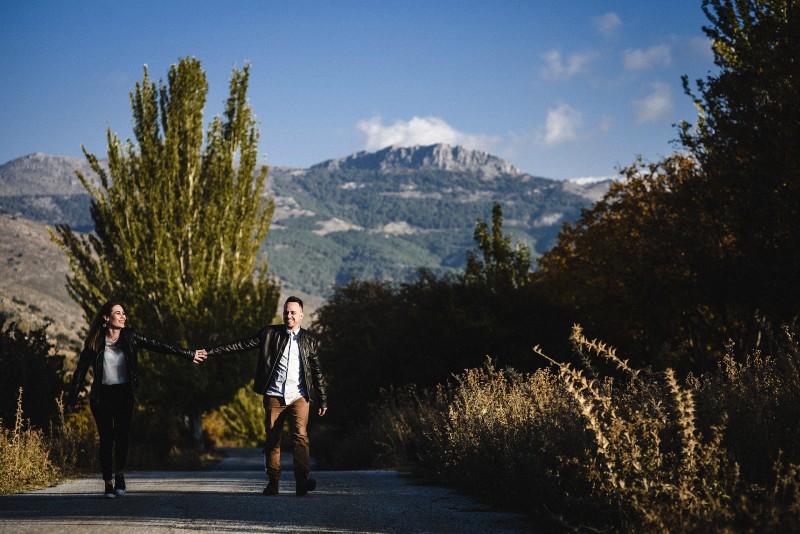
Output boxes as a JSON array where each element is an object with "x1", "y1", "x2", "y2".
[{"x1": 90, "y1": 383, "x2": 134, "y2": 481}]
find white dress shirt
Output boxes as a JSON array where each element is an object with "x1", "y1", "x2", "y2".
[{"x1": 266, "y1": 328, "x2": 307, "y2": 404}]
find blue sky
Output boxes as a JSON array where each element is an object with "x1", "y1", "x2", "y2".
[{"x1": 1, "y1": 1, "x2": 715, "y2": 180}]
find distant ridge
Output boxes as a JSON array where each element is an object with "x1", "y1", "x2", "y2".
[
  {"x1": 314, "y1": 144, "x2": 523, "y2": 179},
  {"x1": 0, "y1": 152, "x2": 95, "y2": 196},
  {"x1": 0, "y1": 145, "x2": 613, "y2": 297}
]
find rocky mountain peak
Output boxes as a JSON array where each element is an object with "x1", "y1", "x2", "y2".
[
  {"x1": 0, "y1": 152, "x2": 97, "y2": 196},
  {"x1": 314, "y1": 144, "x2": 523, "y2": 179}
]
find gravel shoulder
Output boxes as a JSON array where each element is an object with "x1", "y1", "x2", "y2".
[{"x1": 0, "y1": 448, "x2": 529, "y2": 533}]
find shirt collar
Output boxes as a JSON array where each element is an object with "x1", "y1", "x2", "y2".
[{"x1": 287, "y1": 327, "x2": 300, "y2": 336}]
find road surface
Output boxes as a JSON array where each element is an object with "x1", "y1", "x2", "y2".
[{"x1": 0, "y1": 448, "x2": 529, "y2": 533}]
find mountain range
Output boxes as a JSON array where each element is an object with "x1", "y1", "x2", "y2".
[{"x1": 0, "y1": 144, "x2": 612, "y2": 312}]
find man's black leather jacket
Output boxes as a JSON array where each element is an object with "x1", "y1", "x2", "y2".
[
  {"x1": 67, "y1": 328, "x2": 193, "y2": 406},
  {"x1": 207, "y1": 324, "x2": 328, "y2": 408}
]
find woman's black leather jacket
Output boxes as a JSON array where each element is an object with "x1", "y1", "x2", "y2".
[
  {"x1": 67, "y1": 327, "x2": 193, "y2": 406},
  {"x1": 207, "y1": 324, "x2": 328, "y2": 408}
]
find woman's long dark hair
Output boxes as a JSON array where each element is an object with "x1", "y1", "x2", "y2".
[{"x1": 84, "y1": 300, "x2": 124, "y2": 353}]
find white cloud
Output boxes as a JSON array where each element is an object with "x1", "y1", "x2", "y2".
[
  {"x1": 632, "y1": 83, "x2": 674, "y2": 123},
  {"x1": 686, "y1": 36, "x2": 714, "y2": 60},
  {"x1": 537, "y1": 103, "x2": 583, "y2": 147},
  {"x1": 598, "y1": 115, "x2": 614, "y2": 134},
  {"x1": 593, "y1": 12, "x2": 622, "y2": 39},
  {"x1": 356, "y1": 116, "x2": 498, "y2": 152},
  {"x1": 533, "y1": 213, "x2": 564, "y2": 227},
  {"x1": 623, "y1": 45, "x2": 672, "y2": 70},
  {"x1": 540, "y1": 49, "x2": 596, "y2": 80}
]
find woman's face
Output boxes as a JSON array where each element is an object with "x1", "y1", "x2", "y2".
[{"x1": 104, "y1": 305, "x2": 126, "y2": 329}]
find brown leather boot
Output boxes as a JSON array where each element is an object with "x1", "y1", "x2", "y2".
[
  {"x1": 263, "y1": 476, "x2": 279, "y2": 495},
  {"x1": 295, "y1": 474, "x2": 316, "y2": 496}
]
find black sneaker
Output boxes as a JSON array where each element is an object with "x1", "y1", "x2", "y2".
[
  {"x1": 104, "y1": 481, "x2": 115, "y2": 498},
  {"x1": 114, "y1": 473, "x2": 126, "y2": 495}
]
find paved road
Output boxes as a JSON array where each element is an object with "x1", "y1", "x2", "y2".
[{"x1": 0, "y1": 448, "x2": 529, "y2": 533}]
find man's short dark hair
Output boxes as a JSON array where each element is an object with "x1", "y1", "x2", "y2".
[{"x1": 284, "y1": 296, "x2": 304, "y2": 310}]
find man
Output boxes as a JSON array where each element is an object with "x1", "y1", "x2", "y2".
[{"x1": 207, "y1": 296, "x2": 328, "y2": 496}]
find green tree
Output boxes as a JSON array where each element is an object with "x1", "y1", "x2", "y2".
[
  {"x1": 464, "y1": 202, "x2": 533, "y2": 291},
  {"x1": 218, "y1": 385, "x2": 266, "y2": 447},
  {"x1": 537, "y1": 155, "x2": 733, "y2": 368},
  {"x1": 679, "y1": 0, "x2": 800, "y2": 322},
  {"x1": 0, "y1": 315, "x2": 65, "y2": 431},
  {"x1": 537, "y1": 0, "x2": 800, "y2": 370},
  {"x1": 52, "y1": 57, "x2": 280, "y2": 437}
]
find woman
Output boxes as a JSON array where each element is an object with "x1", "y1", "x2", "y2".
[{"x1": 66, "y1": 300, "x2": 206, "y2": 498}]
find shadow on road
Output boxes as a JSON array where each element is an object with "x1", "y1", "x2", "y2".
[{"x1": 0, "y1": 448, "x2": 528, "y2": 533}]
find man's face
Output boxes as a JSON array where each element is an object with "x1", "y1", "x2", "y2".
[{"x1": 283, "y1": 301, "x2": 304, "y2": 331}]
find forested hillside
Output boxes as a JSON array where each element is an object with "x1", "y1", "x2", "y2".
[{"x1": 0, "y1": 145, "x2": 611, "y2": 297}]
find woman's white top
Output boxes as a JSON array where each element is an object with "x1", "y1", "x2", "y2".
[{"x1": 102, "y1": 337, "x2": 129, "y2": 385}]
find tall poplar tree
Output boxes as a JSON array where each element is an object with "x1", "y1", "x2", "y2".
[{"x1": 53, "y1": 57, "x2": 280, "y2": 434}]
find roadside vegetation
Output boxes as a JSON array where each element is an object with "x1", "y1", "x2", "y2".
[
  {"x1": 308, "y1": 0, "x2": 800, "y2": 530},
  {"x1": 358, "y1": 325, "x2": 800, "y2": 531},
  {"x1": 2, "y1": 0, "x2": 799, "y2": 531}
]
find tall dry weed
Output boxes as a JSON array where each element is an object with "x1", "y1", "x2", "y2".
[
  {"x1": 0, "y1": 388, "x2": 60, "y2": 494},
  {"x1": 534, "y1": 325, "x2": 739, "y2": 531}
]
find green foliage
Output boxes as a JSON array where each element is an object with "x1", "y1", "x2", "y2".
[
  {"x1": 52, "y1": 57, "x2": 280, "y2": 418},
  {"x1": 313, "y1": 277, "x2": 571, "y2": 470},
  {"x1": 0, "y1": 317, "x2": 65, "y2": 431},
  {"x1": 464, "y1": 202, "x2": 533, "y2": 290},
  {"x1": 538, "y1": 155, "x2": 728, "y2": 368},
  {"x1": 537, "y1": 0, "x2": 800, "y2": 370},
  {"x1": 678, "y1": 0, "x2": 800, "y2": 323},
  {"x1": 218, "y1": 385, "x2": 265, "y2": 447},
  {"x1": 264, "y1": 166, "x2": 575, "y2": 296},
  {"x1": 312, "y1": 205, "x2": 571, "y2": 466}
]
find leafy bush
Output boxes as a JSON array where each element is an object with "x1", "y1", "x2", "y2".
[
  {"x1": 217, "y1": 385, "x2": 266, "y2": 447},
  {"x1": 0, "y1": 318, "x2": 65, "y2": 432},
  {"x1": 47, "y1": 397, "x2": 98, "y2": 475}
]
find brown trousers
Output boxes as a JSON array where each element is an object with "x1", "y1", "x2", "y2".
[{"x1": 263, "y1": 395, "x2": 310, "y2": 480}]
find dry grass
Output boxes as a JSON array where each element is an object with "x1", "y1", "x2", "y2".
[
  {"x1": 0, "y1": 388, "x2": 60, "y2": 493},
  {"x1": 533, "y1": 325, "x2": 739, "y2": 531},
  {"x1": 367, "y1": 324, "x2": 800, "y2": 532}
]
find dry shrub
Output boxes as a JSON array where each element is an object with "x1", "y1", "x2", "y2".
[
  {"x1": 433, "y1": 362, "x2": 589, "y2": 511},
  {"x1": 363, "y1": 385, "x2": 435, "y2": 469},
  {"x1": 0, "y1": 388, "x2": 60, "y2": 493},
  {"x1": 367, "y1": 324, "x2": 800, "y2": 531},
  {"x1": 366, "y1": 361, "x2": 591, "y2": 518},
  {"x1": 695, "y1": 321, "x2": 800, "y2": 483},
  {"x1": 534, "y1": 325, "x2": 739, "y2": 531}
]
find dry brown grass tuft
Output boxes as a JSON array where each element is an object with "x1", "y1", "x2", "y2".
[{"x1": 0, "y1": 388, "x2": 60, "y2": 493}]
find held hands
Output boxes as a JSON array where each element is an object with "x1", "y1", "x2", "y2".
[{"x1": 192, "y1": 349, "x2": 208, "y2": 364}]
